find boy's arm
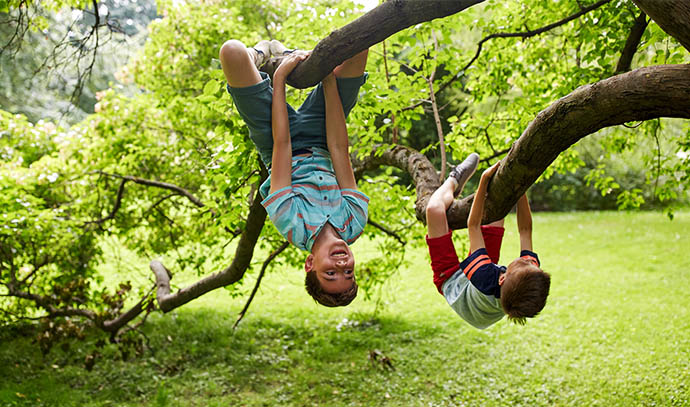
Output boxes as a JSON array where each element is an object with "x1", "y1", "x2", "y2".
[
  {"x1": 268, "y1": 53, "x2": 308, "y2": 195},
  {"x1": 516, "y1": 194, "x2": 533, "y2": 252},
  {"x1": 322, "y1": 73, "x2": 357, "y2": 190},
  {"x1": 467, "y1": 162, "x2": 499, "y2": 253}
]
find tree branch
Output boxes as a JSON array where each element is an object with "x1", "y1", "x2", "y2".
[
  {"x1": 632, "y1": 0, "x2": 690, "y2": 52},
  {"x1": 367, "y1": 219, "x2": 406, "y2": 246},
  {"x1": 614, "y1": 11, "x2": 648, "y2": 74},
  {"x1": 286, "y1": 0, "x2": 487, "y2": 88},
  {"x1": 233, "y1": 241, "x2": 290, "y2": 330},
  {"x1": 150, "y1": 184, "x2": 268, "y2": 312}
]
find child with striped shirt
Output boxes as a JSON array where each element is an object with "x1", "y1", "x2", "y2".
[
  {"x1": 425, "y1": 154, "x2": 551, "y2": 328},
  {"x1": 219, "y1": 39, "x2": 369, "y2": 307}
]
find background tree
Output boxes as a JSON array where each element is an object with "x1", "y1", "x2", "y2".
[{"x1": 1, "y1": 0, "x2": 688, "y2": 356}]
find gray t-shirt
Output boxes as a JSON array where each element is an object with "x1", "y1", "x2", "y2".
[{"x1": 442, "y1": 271, "x2": 504, "y2": 329}]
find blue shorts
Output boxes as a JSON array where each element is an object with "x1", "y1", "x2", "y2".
[{"x1": 226, "y1": 72, "x2": 368, "y2": 166}]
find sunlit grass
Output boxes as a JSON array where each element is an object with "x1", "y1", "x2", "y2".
[{"x1": 1, "y1": 210, "x2": 689, "y2": 406}]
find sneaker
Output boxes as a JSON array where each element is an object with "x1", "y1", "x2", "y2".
[
  {"x1": 269, "y1": 39, "x2": 295, "y2": 56},
  {"x1": 249, "y1": 40, "x2": 271, "y2": 68},
  {"x1": 448, "y1": 153, "x2": 480, "y2": 194}
]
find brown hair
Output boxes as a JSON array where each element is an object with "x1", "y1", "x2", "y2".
[
  {"x1": 304, "y1": 271, "x2": 358, "y2": 307},
  {"x1": 500, "y1": 264, "x2": 551, "y2": 325}
]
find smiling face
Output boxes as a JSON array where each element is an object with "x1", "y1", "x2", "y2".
[{"x1": 305, "y1": 239, "x2": 355, "y2": 294}]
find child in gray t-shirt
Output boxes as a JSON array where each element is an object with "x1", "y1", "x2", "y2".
[{"x1": 425, "y1": 154, "x2": 551, "y2": 328}]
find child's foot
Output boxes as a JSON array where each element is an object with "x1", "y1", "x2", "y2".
[
  {"x1": 269, "y1": 39, "x2": 295, "y2": 57},
  {"x1": 248, "y1": 40, "x2": 271, "y2": 69},
  {"x1": 448, "y1": 153, "x2": 480, "y2": 195}
]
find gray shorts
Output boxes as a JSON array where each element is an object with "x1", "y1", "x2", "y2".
[{"x1": 226, "y1": 72, "x2": 368, "y2": 166}]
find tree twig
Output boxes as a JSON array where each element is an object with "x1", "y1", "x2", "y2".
[
  {"x1": 233, "y1": 241, "x2": 290, "y2": 330},
  {"x1": 367, "y1": 219, "x2": 406, "y2": 246}
]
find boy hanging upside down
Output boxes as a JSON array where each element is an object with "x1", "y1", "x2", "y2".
[
  {"x1": 219, "y1": 39, "x2": 369, "y2": 307},
  {"x1": 424, "y1": 154, "x2": 551, "y2": 328}
]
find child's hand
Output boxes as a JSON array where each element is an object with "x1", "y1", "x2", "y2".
[
  {"x1": 481, "y1": 161, "x2": 500, "y2": 180},
  {"x1": 274, "y1": 51, "x2": 311, "y2": 81}
]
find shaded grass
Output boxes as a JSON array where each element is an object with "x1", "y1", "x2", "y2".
[{"x1": 1, "y1": 211, "x2": 689, "y2": 406}]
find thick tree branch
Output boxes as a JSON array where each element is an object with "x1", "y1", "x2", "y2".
[
  {"x1": 448, "y1": 64, "x2": 690, "y2": 229},
  {"x1": 632, "y1": 0, "x2": 690, "y2": 52},
  {"x1": 358, "y1": 65, "x2": 690, "y2": 229},
  {"x1": 286, "y1": 0, "x2": 486, "y2": 88}
]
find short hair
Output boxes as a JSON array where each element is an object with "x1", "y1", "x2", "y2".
[
  {"x1": 304, "y1": 271, "x2": 358, "y2": 307},
  {"x1": 500, "y1": 264, "x2": 551, "y2": 325}
]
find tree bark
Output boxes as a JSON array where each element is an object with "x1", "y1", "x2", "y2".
[
  {"x1": 286, "y1": 0, "x2": 486, "y2": 88},
  {"x1": 632, "y1": 0, "x2": 690, "y2": 52}
]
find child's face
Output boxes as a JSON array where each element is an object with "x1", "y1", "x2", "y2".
[{"x1": 306, "y1": 240, "x2": 355, "y2": 294}]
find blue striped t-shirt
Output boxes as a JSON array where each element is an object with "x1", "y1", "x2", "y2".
[{"x1": 259, "y1": 147, "x2": 369, "y2": 252}]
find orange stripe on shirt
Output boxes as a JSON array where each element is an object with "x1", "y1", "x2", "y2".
[
  {"x1": 464, "y1": 255, "x2": 491, "y2": 280},
  {"x1": 263, "y1": 188, "x2": 292, "y2": 207},
  {"x1": 342, "y1": 190, "x2": 370, "y2": 202},
  {"x1": 293, "y1": 183, "x2": 340, "y2": 191}
]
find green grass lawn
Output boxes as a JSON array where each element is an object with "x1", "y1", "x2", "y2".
[{"x1": 1, "y1": 211, "x2": 689, "y2": 406}]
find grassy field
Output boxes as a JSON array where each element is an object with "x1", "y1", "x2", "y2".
[{"x1": 1, "y1": 211, "x2": 689, "y2": 406}]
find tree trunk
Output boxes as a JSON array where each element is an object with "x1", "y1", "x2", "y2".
[
  {"x1": 286, "y1": 0, "x2": 486, "y2": 88},
  {"x1": 632, "y1": 0, "x2": 690, "y2": 52}
]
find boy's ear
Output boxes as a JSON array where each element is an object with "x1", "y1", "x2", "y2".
[
  {"x1": 498, "y1": 273, "x2": 507, "y2": 286},
  {"x1": 304, "y1": 254, "x2": 314, "y2": 273}
]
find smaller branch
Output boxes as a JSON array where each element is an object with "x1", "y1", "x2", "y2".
[
  {"x1": 94, "y1": 171, "x2": 215, "y2": 214},
  {"x1": 428, "y1": 28, "x2": 446, "y2": 181},
  {"x1": 367, "y1": 219, "x2": 406, "y2": 246},
  {"x1": 102, "y1": 286, "x2": 155, "y2": 333},
  {"x1": 84, "y1": 178, "x2": 126, "y2": 226},
  {"x1": 233, "y1": 241, "x2": 290, "y2": 330},
  {"x1": 614, "y1": 11, "x2": 648, "y2": 74}
]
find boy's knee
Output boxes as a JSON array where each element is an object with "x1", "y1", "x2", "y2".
[
  {"x1": 426, "y1": 200, "x2": 446, "y2": 223},
  {"x1": 219, "y1": 39, "x2": 247, "y2": 63}
]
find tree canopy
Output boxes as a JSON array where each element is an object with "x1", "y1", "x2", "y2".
[{"x1": 1, "y1": 0, "x2": 689, "y2": 353}]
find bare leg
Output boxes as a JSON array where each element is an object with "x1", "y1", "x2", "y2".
[
  {"x1": 426, "y1": 178, "x2": 457, "y2": 238},
  {"x1": 333, "y1": 49, "x2": 369, "y2": 78},
  {"x1": 487, "y1": 219, "x2": 505, "y2": 228},
  {"x1": 219, "y1": 39, "x2": 262, "y2": 88}
]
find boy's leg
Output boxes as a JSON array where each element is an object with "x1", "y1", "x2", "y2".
[
  {"x1": 219, "y1": 39, "x2": 269, "y2": 88},
  {"x1": 220, "y1": 39, "x2": 294, "y2": 167},
  {"x1": 333, "y1": 49, "x2": 369, "y2": 78},
  {"x1": 427, "y1": 153, "x2": 479, "y2": 238},
  {"x1": 426, "y1": 178, "x2": 456, "y2": 238}
]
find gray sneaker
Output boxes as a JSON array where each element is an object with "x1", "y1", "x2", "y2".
[
  {"x1": 250, "y1": 40, "x2": 271, "y2": 68},
  {"x1": 269, "y1": 39, "x2": 295, "y2": 56},
  {"x1": 448, "y1": 153, "x2": 480, "y2": 194}
]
